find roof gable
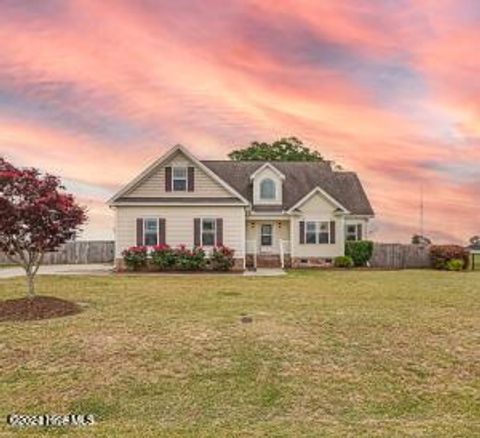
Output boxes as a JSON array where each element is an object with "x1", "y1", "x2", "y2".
[
  {"x1": 249, "y1": 162, "x2": 285, "y2": 180},
  {"x1": 287, "y1": 186, "x2": 350, "y2": 214},
  {"x1": 108, "y1": 145, "x2": 249, "y2": 205}
]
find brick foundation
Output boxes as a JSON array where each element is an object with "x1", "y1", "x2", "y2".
[
  {"x1": 231, "y1": 258, "x2": 245, "y2": 272},
  {"x1": 291, "y1": 257, "x2": 333, "y2": 268}
]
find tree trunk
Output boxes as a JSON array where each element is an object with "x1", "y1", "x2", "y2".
[{"x1": 26, "y1": 272, "x2": 35, "y2": 298}]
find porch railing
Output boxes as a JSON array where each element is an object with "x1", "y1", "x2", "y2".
[
  {"x1": 246, "y1": 240, "x2": 257, "y2": 269},
  {"x1": 279, "y1": 239, "x2": 291, "y2": 269}
]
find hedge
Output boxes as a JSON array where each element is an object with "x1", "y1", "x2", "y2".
[{"x1": 430, "y1": 245, "x2": 469, "y2": 270}]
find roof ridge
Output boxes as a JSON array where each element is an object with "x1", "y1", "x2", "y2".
[{"x1": 201, "y1": 160, "x2": 333, "y2": 164}]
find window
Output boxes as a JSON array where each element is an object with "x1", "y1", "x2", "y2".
[
  {"x1": 201, "y1": 218, "x2": 216, "y2": 246},
  {"x1": 260, "y1": 178, "x2": 276, "y2": 200},
  {"x1": 306, "y1": 221, "x2": 316, "y2": 244},
  {"x1": 318, "y1": 222, "x2": 329, "y2": 243},
  {"x1": 305, "y1": 221, "x2": 330, "y2": 244},
  {"x1": 144, "y1": 218, "x2": 158, "y2": 246},
  {"x1": 172, "y1": 167, "x2": 187, "y2": 191},
  {"x1": 346, "y1": 224, "x2": 362, "y2": 241},
  {"x1": 261, "y1": 224, "x2": 273, "y2": 246},
  {"x1": 346, "y1": 224, "x2": 358, "y2": 241}
]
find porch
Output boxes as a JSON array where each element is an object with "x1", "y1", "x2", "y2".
[{"x1": 245, "y1": 218, "x2": 291, "y2": 269}]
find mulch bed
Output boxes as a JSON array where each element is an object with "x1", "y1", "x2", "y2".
[{"x1": 0, "y1": 296, "x2": 82, "y2": 322}]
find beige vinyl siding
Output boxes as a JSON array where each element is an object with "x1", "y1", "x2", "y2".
[
  {"x1": 252, "y1": 167, "x2": 283, "y2": 206},
  {"x1": 114, "y1": 205, "x2": 245, "y2": 258},
  {"x1": 291, "y1": 192, "x2": 345, "y2": 258},
  {"x1": 124, "y1": 151, "x2": 232, "y2": 198},
  {"x1": 246, "y1": 219, "x2": 289, "y2": 254}
]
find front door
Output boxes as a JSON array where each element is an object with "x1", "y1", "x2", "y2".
[{"x1": 260, "y1": 223, "x2": 273, "y2": 252}]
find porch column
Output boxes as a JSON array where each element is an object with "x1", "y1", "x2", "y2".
[{"x1": 289, "y1": 218, "x2": 294, "y2": 259}]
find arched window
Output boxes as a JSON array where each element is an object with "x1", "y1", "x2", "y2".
[{"x1": 260, "y1": 178, "x2": 276, "y2": 200}]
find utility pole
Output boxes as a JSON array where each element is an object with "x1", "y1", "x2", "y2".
[{"x1": 420, "y1": 182, "x2": 424, "y2": 238}]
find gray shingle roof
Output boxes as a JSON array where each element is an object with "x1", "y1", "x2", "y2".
[{"x1": 202, "y1": 161, "x2": 374, "y2": 216}]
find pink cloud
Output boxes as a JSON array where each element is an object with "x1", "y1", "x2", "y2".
[{"x1": 0, "y1": 0, "x2": 478, "y2": 244}]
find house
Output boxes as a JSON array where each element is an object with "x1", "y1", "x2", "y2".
[{"x1": 108, "y1": 145, "x2": 374, "y2": 270}]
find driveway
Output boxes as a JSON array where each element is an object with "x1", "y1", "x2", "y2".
[{"x1": 0, "y1": 264, "x2": 113, "y2": 279}]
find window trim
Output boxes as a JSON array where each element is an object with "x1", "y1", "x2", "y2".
[
  {"x1": 201, "y1": 218, "x2": 216, "y2": 247},
  {"x1": 260, "y1": 223, "x2": 273, "y2": 246},
  {"x1": 143, "y1": 217, "x2": 159, "y2": 247},
  {"x1": 172, "y1": 166, "x2": 188, "y2": 192},
  {"x1": 304, "y1": 220, "x2": 331, "y2": 244},
  {"x1": 259, "y1": 178, "x2": 276, "y2": 200}
]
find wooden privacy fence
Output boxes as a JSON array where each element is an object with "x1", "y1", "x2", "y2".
[
  {"x1": 370, "y1": 243, "x2": 431, "y2": 269},
  {"x1": 0, "y1": 241, "x2": 115, "y2": 265}
]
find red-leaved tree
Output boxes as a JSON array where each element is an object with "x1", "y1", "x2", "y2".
[{"x1": 0, "y1": 158, "x2": 87, "y2": 297}]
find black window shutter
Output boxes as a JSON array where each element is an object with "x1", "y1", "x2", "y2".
[
  {"x1": 165, "y1": 166, "x2": 172, "y2": 192},
  {"x1": 194, "y1": 218, "x2": 201, "y2": 246},
  {"x1": 136, "y1": 218, "x2": 144, "y2": 246},
  {"x1": 216, "y1": 218, "x2": 223, "y2": 246},
  {"x1": 188, "y1": 167, "x2": 195, "y2": 192},
  {"x1": 299, "y1": 221, "x2": 305, "y2": 244},
  {"x1": 159, "y1": 218, "x2": 166, "y2": 245},
  {"x1": 356, "y1": 224, "x2": 362, "y2": 241},
  {"x1": 330, "y1": 221, "x2": 336, "y2": 244}
]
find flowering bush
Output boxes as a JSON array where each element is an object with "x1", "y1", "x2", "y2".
[
  {"x1": 150, "y1": 244, "x2": 176, "y2": 270},
  {"x1": 430, "y1": 245, "x2": 469, "y2": 270},
  {"x1": 173, "y1": 245, "x2": 206, "y2": 271},
  {"x1": 122, "y1": 244, "x2": 237, "y2": 271},
  {"x1": 122, "y1": 246, "x2": 148, "y2": 270},
  {"x1": 211, "y1": 245, "x2": 235, "y2": 271}
]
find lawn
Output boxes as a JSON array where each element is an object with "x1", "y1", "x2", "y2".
[{"x1": 0, "y1": 270, "x2": 479, "y2": 437}]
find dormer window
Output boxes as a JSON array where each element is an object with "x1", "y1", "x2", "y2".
[
  {"x1": 172, "y1": 167, "x2": 187, "y2": 191},
  {"x1": 260, "y1": 178, "x2": 276, "y2": 200}
]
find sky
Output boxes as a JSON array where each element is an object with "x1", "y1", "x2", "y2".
[{"x1": 0, "y1": 0, "x2": 478, "y2": 243}]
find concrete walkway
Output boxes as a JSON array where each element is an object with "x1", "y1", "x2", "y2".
[
  {"x1": 0, "y1": 264, "x2": 113, "y2": 279},
  {"x1": 0, "y1": 264, "x2": 286, "y2": 279},
  {"x1": 243, "y1": 268, "x2": 286, "y2": 276}
]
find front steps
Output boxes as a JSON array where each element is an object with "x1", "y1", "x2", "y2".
[{"x1": 246, "y1": 254, "x2": 291, "y2": 269}]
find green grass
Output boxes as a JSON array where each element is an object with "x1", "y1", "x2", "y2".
[{"x1": 1, "y1": 270, "x2": 479, "y2": 437}]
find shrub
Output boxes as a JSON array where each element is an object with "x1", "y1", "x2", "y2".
[
  {"x1": 211, "y1": 245, "x2": 235, "y2": 271},
  {"x1": 445, "y1": 258, "x2": 464, "y2": 271},
  {"x1": 150, "y1": 244, "x2": 176, "y2": 270},
  {"x1": 334, "y1": 255, "x2": 354, "y2": 268},
  {"x1": 122, "y1": 246, "x2": 148, "y2": 270},
  {"x1": 345, "y1": 240, "x2": 373, "y2": 267},
  {"x1": 173, "y1": 245, "x2": 206, "y2": 271},
  {"x1": 430, "y1": 245, "x2": 469, "y2": 270}
]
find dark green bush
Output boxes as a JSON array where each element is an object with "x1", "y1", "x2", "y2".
[
  {"x1": 211, "y1": 245, "x2": 235, "y2": 271},
  {"x1": 334, "y1": 255, "x2": 354, "y2": 268},
  {"x1": 122, "y1": 246, "x2": 148, "y2": 270},
  {"x1": 445, "y1": 258, "x2": 464, "y2": 271},
  {"x1": 431, "y1": 245, "x2": 469, "y2": 270},
  {"x1": 344, "y1": 241, "x2": 373, "y2": 267}
]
